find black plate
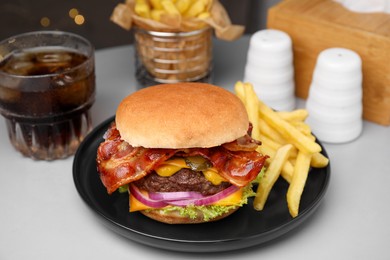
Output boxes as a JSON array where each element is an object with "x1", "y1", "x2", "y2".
[{"x1": 73, "y1": 116, "x2": 330, "y2": 253}]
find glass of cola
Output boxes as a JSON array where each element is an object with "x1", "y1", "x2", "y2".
[{"x1": 0, "y1": 31, "x2": 95, "y2": 160}]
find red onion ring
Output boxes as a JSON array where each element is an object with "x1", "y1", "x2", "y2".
[
  {"x1": 129, "y1": 184, "x2": 240, "y2": 208},
  {"x1": 149, "y1": 191, "x2": 205, "y2": 201},
  {"x1": 129, "y1": 184, "x2": 168, "y2": 208},
  {"x1": 168, "y1": 185, "x2": 240, "y2": 206}
]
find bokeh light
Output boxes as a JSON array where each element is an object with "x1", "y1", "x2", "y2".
[
  {"x1": 69, "y1": 8, "x2": 79, "y2": 18},
  {"x1": 40, "y1": 17, "x2": 51, "y2": 27},
  {"x1": 74, "y1": 14, "x2": 85, "y2": 25}
]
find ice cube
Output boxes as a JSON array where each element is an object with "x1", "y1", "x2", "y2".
[
  {"x1": 8, "y1": 61, "x2": 35, "y2": 76},
  {"x1": 37, "y1": 52, "x2": 72, "y2": 64}
]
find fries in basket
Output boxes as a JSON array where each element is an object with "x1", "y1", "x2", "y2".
[
  {"x1": 111, "y1": 0, "x2": 245, "y2": 41},
  {"x1": 234, "y1": 81, "x2": 329, "y2": 218}
]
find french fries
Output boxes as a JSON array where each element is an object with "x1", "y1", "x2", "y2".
[
  {"x1": 133, "y1": 0, "x2": 211, "y2": 22},
  {"x1": 257, "y1": 100, "x2": 322, "y2": 154},
  {"x1": 234, "y1": 81, "x2": 329, "y2": 218}
]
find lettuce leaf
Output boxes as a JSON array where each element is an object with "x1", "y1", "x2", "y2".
[
  {"x1": 155, "y1": 184, "x2": 256, "y2": 221},
  {"x1": 251, "y1": 166, "x2": 266, "y2": 185}
]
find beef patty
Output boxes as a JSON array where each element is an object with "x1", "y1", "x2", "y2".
[{"x1": 133, "y1": 168, "x2": 231, "y2": 196}]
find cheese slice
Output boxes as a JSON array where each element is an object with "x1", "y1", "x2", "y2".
[
  {"x1": 129, "y1": 189, "x2": 158, "y2": 212},
  {"x1": 202, "y1": 168, "x2": 227, "y2": 185},
  {"x1": 154, "y1": 158, "x2": 188, "y2": 177},
  {"x1": 154, "y1": 158, "x2": 227, "y2": 185}
]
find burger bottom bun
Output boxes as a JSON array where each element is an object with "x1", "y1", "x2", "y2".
[{"x1": 140, "y1": 207, "x2": 239, "y2": 224}]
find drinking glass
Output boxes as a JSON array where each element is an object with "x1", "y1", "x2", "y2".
[{"x1": 0, "y1": 31, "x2": 96, "y2": 160}]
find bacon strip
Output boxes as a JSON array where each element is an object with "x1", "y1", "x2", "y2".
[
  {"x1": 97, "y1": 123, "x2": 268, "y2": 194},
  {"x1": 97, "y1": 123, "x2": 176, "y2": 194}
]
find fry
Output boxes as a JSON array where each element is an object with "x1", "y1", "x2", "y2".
[
  {"x1": 254, "y1": 144, "x2": 294, "y2": 210},
  {"x1": 234, "y1": 81, "x2": 246, "y2": 106},
  {"x1": 290, "y1": 120, "x2": 312, "y2": 136},
  {"x1": 134, "y1": 2, "x2": 151, "y2": 18},
  {"x1": 161, "y1": 0, "x2": 180, "y2": 15},
  {"x1": 150, "y1": 9, "x2": 164, "y2": 21},
  {"x1": 277, "y1": 109, "x2": 309, "y2": 122},
  {"x1": 257, "y1": 143, "x2": 294, "y2": 183},
  {"x1": 175, "y1": 0, "x2": 191, "y2": 14},
  {"x1": 282, "y1": 161, "x2": 294, "y2": 184},
  {"x1": 197, "y1": 11, "x2": 211, "y2": 19},
  {"x1": 200, "y1": 0, "x2": 212, "y2": 10},
  {"x1": 311, "y1": 152, "x2": 329, "y2": 168},
  {"x1": 287, "y1": 151, "x2": 312, "y2": 217},
  {"x1": 149, "y1": 0, "x2": 163, "y2": 10},
  {"x1": 235, "y1": 81, "x2": 260, "y2": 140},
  {"x1": 243, "y1": 82, "x2": 261, "y2": 140},
  {"x1": 184, "y1": 0, "x2": 206, "y2": 18}
]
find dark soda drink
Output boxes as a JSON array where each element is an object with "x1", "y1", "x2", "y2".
[{"x1": 0, "y1": 37, "x2": 95, "y2": 160}]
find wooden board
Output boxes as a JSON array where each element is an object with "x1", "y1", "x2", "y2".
[{"x1": 267, "y1": 0, "x2": 390, "y2": 125}]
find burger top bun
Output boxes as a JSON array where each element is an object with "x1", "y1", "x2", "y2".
[{"x1": 116, "y1": 83, "x2": 249, "y2": 149}]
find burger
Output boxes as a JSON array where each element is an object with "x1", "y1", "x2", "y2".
[{"x1": 96, "y1": 83, "x2": 268, "y2": 224}]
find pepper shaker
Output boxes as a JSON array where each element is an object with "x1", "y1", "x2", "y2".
[
  {"x1": 306, "y1": 47, "x2": 363, "y2": 143},
  {"x1": 244, "y1": 29, "x2": 296, "y2": 111}
]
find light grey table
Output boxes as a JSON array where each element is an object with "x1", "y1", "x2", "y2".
[{"x1": 1, "y1": 36, "x2": 389, "y2": 260}]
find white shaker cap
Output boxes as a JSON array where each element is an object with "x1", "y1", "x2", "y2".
[{"x1": 312, "y1": 48, "x2": 362, "y2": 82}]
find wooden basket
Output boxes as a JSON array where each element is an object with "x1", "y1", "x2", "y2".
[{"x1": 134, "y1": 27, "x2": 212, "y2": 84}]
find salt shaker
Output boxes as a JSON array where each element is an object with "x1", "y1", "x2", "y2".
[
  {"x1": 306, "y1": 47, "x2": 363, "y2": 143},
  {"x1": 244, "y1": 29, "x2": 296, "y2": 111}
]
